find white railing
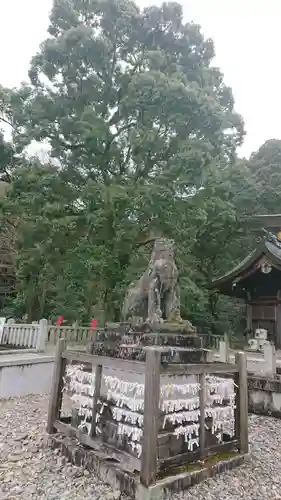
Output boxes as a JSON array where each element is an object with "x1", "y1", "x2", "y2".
[
  {"x1": 0, "y1": 317, "x2": 93, "y2": 351},
  {"x1": 218, "y1": 339, "x2": 277, "y2": 376},
  {"x1": 0, "y1": 318, "x2": 48, "y2": 351},
  {"x1": 47, "y1": 325, "x2": 91, "y2": 345}
]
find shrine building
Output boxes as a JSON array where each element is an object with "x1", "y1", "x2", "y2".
[{"x1": 211, "y1": 215, "x2": 281, "y2": 348}]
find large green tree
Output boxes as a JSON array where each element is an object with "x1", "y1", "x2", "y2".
[
  {"x1": 184, "y1": 159, "x2": 256, "y2": 333},
  {"x1": 1, "y1": 0, "x2": 245, "y2": 322},
  {"x1": 248, "y1": 139, "x2": 281, "y2": 213}
]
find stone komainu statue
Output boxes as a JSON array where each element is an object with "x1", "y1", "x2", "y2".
[{"x1": 122, "y1": 238, "x2": 182, "y2": 324}]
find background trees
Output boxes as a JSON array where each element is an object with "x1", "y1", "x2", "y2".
[{"x1": 0, "y1": 0, "x2": 278, "y2": 332}]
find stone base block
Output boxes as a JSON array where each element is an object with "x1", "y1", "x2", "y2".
[{"x1": 49, "y1": 434, "x2": 247, "y2": 500}]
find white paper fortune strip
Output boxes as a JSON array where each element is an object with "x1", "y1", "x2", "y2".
[
  {"x1": 161, "y1": 382, "x2": 200, "y2": 398},
  {"x1": 163, "y1": 410, "x2": 200, "y2": 428},
  {"x1": 174, "y1": 423, "x2": 200, "y2": 441},
  {"x1": 78, "y1": 421, "x2": 91, "y2": 434},
  {"x1": 107, "y1": 391, "x2": 144, "y2": 412},
  {"x1": 65, "y1": 366, "x2": 237, "y2": 442},
  {"x1": 65, "y1": 366, "x2": 236, "y2": 403},
  {"x1": 206, "y1": 376, "x2": 236, "y2": 400},
  {"x1": 104, "y1": 376, "x2": 144, "y2": 396},
  {"x1": 187, "y1": 438, "x2": 199, "y2": 451},
  {"x1": 133, "y1": 443, "x2": 142, "y2": 457},
  {"x1": 161, "y1": 397, "x2": 199, "y2": 413},
  {"x1": 207, "y1": 393, "x2": 224, "y2": 405},
  {"x1": 68, "y1": 380, "x2": 95, "y2": 396},
  {"x1": 65, "y1": 365, "x2": 93, "y2": 385},
  {"x1": 105, "y1": 375, "x2": 201, "y2": 399},
  {"x1": 117, "y1": 423, "x2": 143, "y2": 442},
  {"x1": 205, "y1": 405, "x2": 235, "y2": 420},
  {"x1": 71, "y1": 393, "x2": 93, "y2": 408},
  {"x1": 112, "y1": 407, "x2": 143, "y2": 426}
]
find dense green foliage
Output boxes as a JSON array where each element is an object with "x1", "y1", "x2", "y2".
[{"x1": 0, "y1": 0, "x2": 278, "y2": 332}]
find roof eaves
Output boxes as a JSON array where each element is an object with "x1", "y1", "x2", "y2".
[{"x1": 210, "y1": 243, "x2": 266, "y2": 289}]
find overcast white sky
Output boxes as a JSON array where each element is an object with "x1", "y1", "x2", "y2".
[{"x1": 0, "y1": 0, "x2": 280, "y2": 158}]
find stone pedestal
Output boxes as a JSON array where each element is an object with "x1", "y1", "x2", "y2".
[{"x1": 88, "y1": 321, "x2": 208, "y2": 364}]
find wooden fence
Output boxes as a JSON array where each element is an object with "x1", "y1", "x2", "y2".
[{"x1": 47, "y1": 340, "x2": 248, "y2": 488}]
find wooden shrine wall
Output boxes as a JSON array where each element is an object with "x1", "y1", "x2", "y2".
[{"x1": 248, "y1": 299, "x2": 281, "y2": 346}]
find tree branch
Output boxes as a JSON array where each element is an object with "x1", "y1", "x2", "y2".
[{"x1": 0, "y1": 116, "x2": 16, "y2": 130}]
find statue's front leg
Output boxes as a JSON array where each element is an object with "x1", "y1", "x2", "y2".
[
  {"x1": 165, "y1": 285, "x2": 182, "y2": 323},
  {"x1": 147, "y1": 279, "x2": 163, "y2": 324},
  {"x1": 147, "y1": 279, "x2": 157, "y2": 320}
]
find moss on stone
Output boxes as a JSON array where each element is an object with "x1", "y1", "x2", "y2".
[{"x1": 157, "y1": 451, "x2": 239, "y2": 480}]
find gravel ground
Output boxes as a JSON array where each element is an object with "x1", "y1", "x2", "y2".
[{"x1": 0, "y1": 395, "x2": 280, "y2": 500}]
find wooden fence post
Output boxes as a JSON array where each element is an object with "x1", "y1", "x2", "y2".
[
  {"x1": 235, "y1": 352, "x2": 248, "y2": 454},
  {"x1": 36, "y1": 318, "x2": 48, "y2": 351},
  {"x1": 199, "y1": 372, "x2": 206, "y2": 459},
  {"x1": 86, "y1": 327, "x2": 96, "y2": 354},
  {"x1": 90, "y1": 363, "x2": 102, "y2": 438},
  {"x1": 47, "y1": 338, "x2": 66, "y2": 434},
  {"x1": 0, "y1": 317, "x2": 6, "y2": 344},
  {"x1": 220, "y1": 335, "x2": 230, "y2": 363},
  {"x1": 140, "y1": 347, "x2": 161, "y2": 488}
]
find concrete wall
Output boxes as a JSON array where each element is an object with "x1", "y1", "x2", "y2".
[
  {"x1": 248, "y1": 375, "x2": 281, "y2": 417},
  {"x1": 0, "y1": 357, "x2": 54, "y2": 398}
]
